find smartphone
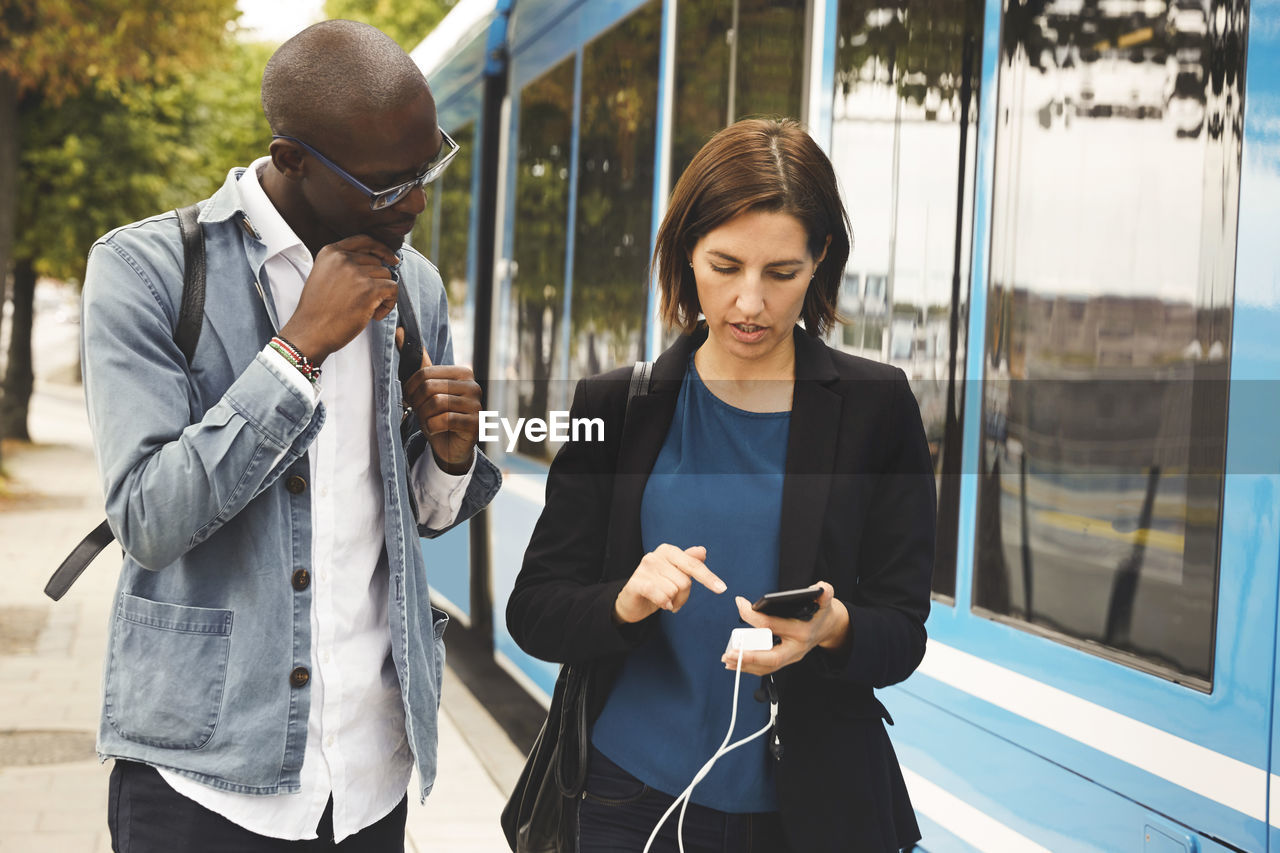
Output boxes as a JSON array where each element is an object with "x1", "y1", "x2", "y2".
[{"x1": 751, "y1": 584, "x2": 823, "y2": 621}]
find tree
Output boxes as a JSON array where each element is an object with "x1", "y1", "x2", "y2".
[
  {"x1": 0, "y1": 1, "x2": 238, "y2": 450},
  {"x1": 323, "y1": 0, "x2": 458, "y2": 50}
]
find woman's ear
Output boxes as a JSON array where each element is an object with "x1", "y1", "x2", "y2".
[{"x1": 814, "y1": 234, "x2": 832, "y2": 268}]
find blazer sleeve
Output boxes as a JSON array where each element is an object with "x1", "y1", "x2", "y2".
[
  {"x1": 506, "y1": 376, "x2": 650, "y2": 665},
  {"x1": 819, "y1": 372, "x2": 937, "y2": 688}
]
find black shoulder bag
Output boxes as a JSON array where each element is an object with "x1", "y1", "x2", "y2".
[
  {"x1": 44, "y1": 205, "x2": 426, "y2": 600},
  {"x1": 500, "y1": 359, "x2": 653, "y2": 853}
]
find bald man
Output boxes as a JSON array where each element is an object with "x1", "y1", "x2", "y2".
[{"x1": 81, "y1": 21, "x2": 500, "y2": 851}]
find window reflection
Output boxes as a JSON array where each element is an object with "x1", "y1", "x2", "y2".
[
  {"x1": 436, "y1": 122, "x2": 476, "y2": 366},
  {"x1": 672, "y1": 0, "x2": 807, "y2": 188},
  {"x1": 672, "y1": 1, "x2": 731, "y2": 185},
  {"x1": 832, "y1": 0, "x2": 984, "y2": 597},
  {"x1": 411, "y1": 185, "x2": 437, "y2": 267},
  {"x1": 507, "y1": 59, "x2": 575, "y2": 459},
  {"x1": 570, "y1": 0, "x2": 661, "y2": 380},
  {"x1": 973, "y1": 0, "x2": 1245, "y2": 687},
  {"x1": 733, "y1": 0, "x2": 805, "y2": 121}
]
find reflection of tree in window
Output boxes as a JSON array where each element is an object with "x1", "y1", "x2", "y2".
[
  {"x1": 410, "y1": 184, "x2": 437, "y2": 264},
  {"x1": 733, "y1": 0, "x2": 805, "y2": 119},
  {"x1": 671, "y1": 0, "x2": 806, "y2": 188},
  {"x1": 509, "y1": 60, "x2": 574, "y2": 459},
  {"x1": 437, "y1": 122, "x2": 475, "y2": 365},
  {"x1": 832, "y1": 0, "x2": 983, "y2": 598},
  {"x1": 570, "y1": 0, "x2": 661, "y2": 380},
  {"x1": 972, "y1": 0, "x2": 1247, "y2": 687}
]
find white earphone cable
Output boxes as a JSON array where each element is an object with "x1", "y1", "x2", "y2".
[{"x1": 641, "y1": 647, "x2": 778, "y2": 853}]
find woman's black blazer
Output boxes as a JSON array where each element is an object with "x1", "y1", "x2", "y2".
[{"x1": 508, "y1": 325, "x2": 937, "y2": 852}]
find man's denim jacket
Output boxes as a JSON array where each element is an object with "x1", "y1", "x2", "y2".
[{"x1": 81, "y1": 168, "x2": 501, "y2": 798}]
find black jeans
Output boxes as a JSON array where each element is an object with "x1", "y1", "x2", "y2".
[
  {"x1": 108, "y1": 760, "x2": 407, "y2": 852},
  {"x1": 577, "y1": 750, "x2": 789, "y2": 853}
]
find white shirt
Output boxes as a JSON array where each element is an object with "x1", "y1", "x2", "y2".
[{"x1": 159, "y1": 158, "x2": 473, "y2": 842}]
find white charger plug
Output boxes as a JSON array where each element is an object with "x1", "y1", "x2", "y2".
[{"x1": 725, "y1": 627, "x2": 773, "y2": 653}]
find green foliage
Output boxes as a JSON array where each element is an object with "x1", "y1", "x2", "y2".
[
  {"x1": 323, "y1": 0, "x2": 458, "y2": 50},
  {"x1": 15, "y1": 39, "x2": 274, "y2": 282},
  {"x1": 0, "y1": 0, "x2": 239, "y2": 103}
]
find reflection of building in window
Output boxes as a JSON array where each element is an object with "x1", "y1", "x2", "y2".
[
  {"x1": 831, "y1": 0, "x2": 983, "y2": 599},
  {"x1": 973, "y1": 0, "x2": 1245, "y2": 687}
]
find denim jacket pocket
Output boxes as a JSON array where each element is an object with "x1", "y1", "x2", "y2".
[{"x1": 105, "y1": 594, "x2": 233, "y2": 750}]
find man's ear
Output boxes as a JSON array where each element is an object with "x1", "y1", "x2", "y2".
[{"x1": 268, "y1": 138, "x2": 306, "y2": 181}]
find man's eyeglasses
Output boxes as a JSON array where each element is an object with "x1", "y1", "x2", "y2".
[{"x1": 272, "y1": 129, "x2": 460, "y2": 210}]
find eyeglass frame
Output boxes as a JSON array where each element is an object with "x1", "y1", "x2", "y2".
[{"x1": 271, "y1": 129, "x2": 459, "y2": 210}]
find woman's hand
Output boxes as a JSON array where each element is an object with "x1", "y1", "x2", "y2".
[
  {"x1": 720, "y1": 581, "x2": 850, "y2": 676},
  {"x1": 613, "y1": 544, "x2": 727, "y2": 624}
]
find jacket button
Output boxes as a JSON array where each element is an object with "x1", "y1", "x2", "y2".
[
  {"x1": 291, "y1": 569, "x2": 310, "y2": 591},
  {"x1": 286, "y1": 476, "x2": 307, "y2": 494},
  {"x1": 289, "y1": 667, "x2": 310, "y2": 688}
]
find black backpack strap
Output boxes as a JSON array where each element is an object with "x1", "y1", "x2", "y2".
[
  {"x1": 396, "y1": 286, "x2": 424, "y2": 385},
  {"x1": 46, "y1": 204, "x2": 205, "y2": 600},
  {"x1": 44, "y1": 520, "x2": 114, "y2": 601},
  {"x1": 626, "y1": 359, "x2": 653, "y2": 418},
  {"x1": 174, "y1": 203, "x2": 205, "y2": 364}
]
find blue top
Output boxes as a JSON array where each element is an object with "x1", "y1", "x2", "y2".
[{"x1": 591, "y1": 355, "x2": 790, "y2": 813}]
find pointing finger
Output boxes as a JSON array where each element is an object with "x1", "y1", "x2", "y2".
[{"x1": 673, "y1": 547, "x2": 725, "y2": 594}]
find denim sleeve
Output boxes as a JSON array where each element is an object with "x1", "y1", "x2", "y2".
[{"x1": 82, "y1": 237, "x2": 324, "y2": 570}]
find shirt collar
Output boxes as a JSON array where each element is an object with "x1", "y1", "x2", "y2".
[{"x1": 237, "y1": 156, "x2": 309, "y2": 264}]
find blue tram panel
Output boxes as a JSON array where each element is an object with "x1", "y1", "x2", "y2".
[{"x1": 411, "y1": 0, "x2": 1280, "y2": 848}]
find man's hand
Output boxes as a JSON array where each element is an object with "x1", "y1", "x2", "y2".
[
  {"x1": 279, "y1": 235, "x2": 401, "y2": 364},
  {"x1": 613, "y1": 545, "x2": 727, "y2": 624},
  {"x1": 719, "y1": 581, "x2": 851, "y2": 676},
  {"x1": 396, "y1": 328, "x2": 481, "y2": 475}
]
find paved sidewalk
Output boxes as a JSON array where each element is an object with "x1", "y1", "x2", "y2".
[{"x1": 0, "y1": 371, "x2": 520, "y2": 851}]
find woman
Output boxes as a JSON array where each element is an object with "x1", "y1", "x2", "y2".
[{"x1": 507, "y1": 118, "x2": 936, "y2": 852}]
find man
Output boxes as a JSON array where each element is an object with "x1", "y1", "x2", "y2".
[{"x1": 81, "y1": 20, "x2": 500, "y2": 851}]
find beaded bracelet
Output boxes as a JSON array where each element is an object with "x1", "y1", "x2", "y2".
[{"x1": 269, "y1": 336, "x2": 321, "y2": 385}]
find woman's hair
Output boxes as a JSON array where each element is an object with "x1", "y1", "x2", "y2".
[{"x1": 653, "y1": 117, "x2": 852, "y2": 337}]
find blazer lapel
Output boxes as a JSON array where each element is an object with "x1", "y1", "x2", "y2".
[{"x1": 778, "y1": 330, "x2": 842, "y2": 590}]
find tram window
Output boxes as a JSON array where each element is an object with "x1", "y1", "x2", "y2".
[
  {"x1": 507, "y1": 58, "x2": 575, "y2": 460},
  {"x1": 569, "y1": 0, "x2": 661, "y2": 381},
  {"x1": 972, "y1": 0, "x2": 1245, "y2": 688},
  {"x1": 411, "y1": 184, "x2": 437, "y2": 261},
  {"x1": 437, "y1": 122, "x2": 475, "y2": 366},
  {"x1": 672, "y1": 1, "x2": 731, "y2": 186},
  {"x1": 831, "y1": 0, "x2": 985, "y2": 600},
  {"x1": 670, "y1": 0, "x2": 807, "y2": 189},
  {"x1": 733, "y1": 0, "x2": 805, "y2": 120}
]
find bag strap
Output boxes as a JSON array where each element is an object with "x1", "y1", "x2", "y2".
[
  {"x1": 626, "y1": 359, "x2": 652, "y2": 421},
  {"x1": 43, "y1": 520, "x2": 113, "y2": 601},
  {"x1": 174, "y1": 203, "x2": 205, "y2": 364},
  {"x1": 395, "y1": 285, "x2": 424, "y2": 384},
  {"x1": 46, "y1": 205, "x2": 206, "y2": 601}
]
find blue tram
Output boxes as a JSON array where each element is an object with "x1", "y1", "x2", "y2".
[{"x1": 407, "y1": 0, "x2": 1280, "y2": 849}]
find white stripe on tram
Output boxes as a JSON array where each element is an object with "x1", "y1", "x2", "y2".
[
  {"x1": 900, "y1": 765, "x2": 1053, "y2": 852},
  {"x1": 915, "y1": 641, "x2": 1269, "y2": 824}
]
